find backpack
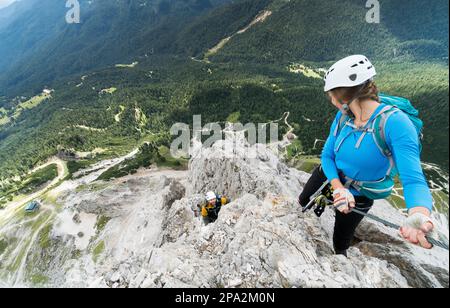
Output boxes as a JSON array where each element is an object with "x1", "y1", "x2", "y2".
[{"x1": 333, "y1": 94, "x2": 424, "y2": 200}]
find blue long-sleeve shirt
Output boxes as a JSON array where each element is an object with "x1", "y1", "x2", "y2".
[{"x1": 321, "y1": 104, "x2": 433, "y2": 211}]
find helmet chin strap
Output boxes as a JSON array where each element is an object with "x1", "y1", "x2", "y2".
[
  {"x1": 342, "y1": 103, "x2": 350, "y2": 113},
  {"x1": 339, "y1": 96, "x2": 356, "y2": 117},
  {"x1": 340, "y1": 103, "x2": 355, "y2": 119}
]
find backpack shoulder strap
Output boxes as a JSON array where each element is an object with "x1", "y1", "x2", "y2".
[
  {"x1": 353, "y1": 105, "x2": 393, "y2": 149},
  {"x1": 372, "y1": 106, "x2": 399, "y2": 156},
  {"x1": 215, "y1": 195, "x2": 223, "y2": 207},
  {"x1": 372, "y1": 106, "x2": 400, "y2": 176},
  {"x1": 333, "y1": 112, "x2": 350, "y2": 137}
]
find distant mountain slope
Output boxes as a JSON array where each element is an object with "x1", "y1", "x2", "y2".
[
  {"x1": 204, "y1": 0, "x2": 449, "y2": 63},
  {"x1": 170, "y1": 0, "x2": 272, "y2": 57},
  {"x1": 1, "y1": 0, "x2": 448, "y2": 97},
  {"x1": 0, "y1": 0, "x2": 231, "y2": 96},
  {"x1": 0, "y1": 0, "x2": 25, "y2": 29},
  {"x1": 0, "y1": 0, "x2": 63, "y2": 75}
]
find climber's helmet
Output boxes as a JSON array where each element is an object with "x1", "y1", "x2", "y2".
[
  {"x1": 206, "y1": 191, "x2": 217, "y2": 204},
  {"x1": 323, "y1": 55, "x2": 376, "y2": 92}
]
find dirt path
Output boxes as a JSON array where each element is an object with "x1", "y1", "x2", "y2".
[
  {"x1": 0, "y1": 158, "x2": 66, "y2": 225},
  {"x1": 282, "y1": 112, "x2": 295, "y2": 139},
  {"x1": 264, "y1": 112, "x2": 297, "y2": 157}
]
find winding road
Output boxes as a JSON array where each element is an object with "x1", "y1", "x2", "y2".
[{"x1": 0, "y1": 158, "x2": 66, "y2": 225}]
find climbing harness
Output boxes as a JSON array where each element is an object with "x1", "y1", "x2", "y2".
[{"x1": 301, "y1": 180, "x2": 332, "y2": 216}]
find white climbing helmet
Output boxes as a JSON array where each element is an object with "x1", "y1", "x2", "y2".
[
  {"x1": 324, "y1": 55, "x2": 377, "y2": 92},
  {"x1": 205, "y1": 191, "x2": 217, "y2": 201}
]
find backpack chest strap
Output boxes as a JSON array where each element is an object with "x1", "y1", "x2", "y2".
[
  {"x1": 334, "y1": 105, "x2": 396, "y2": 153},
  {"x1": 355, "y1": 127, "x2": 375, "y2": 149},
  {"x1": 335, "y1": 122, "x2": 375, "y2": 152}
]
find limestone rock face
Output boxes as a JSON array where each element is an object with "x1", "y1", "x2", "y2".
[
  {"x1": 1, "y1": 137, "x2": 448, "y2": 288},
  {"x1": 188, "y1": 138, "x2": 309, "y2": 200}
]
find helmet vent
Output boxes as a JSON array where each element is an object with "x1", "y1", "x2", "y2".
[
  {"x1": 351, "y1": 64, "x2": 358, "y2": 68},
  {"x1": 367, "y1": 65, "x2": 373, "y2": 70},
  {"x1": 349, "y1": 74, "x2": 357, "y2": 81},
  {"x1": 359, "y1": 61, "x2": 365, "y2": 64}
]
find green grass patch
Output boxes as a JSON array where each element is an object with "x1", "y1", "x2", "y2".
[
  {"x1": 75, "y1": 182, "x2": 109, "y2": 193},
  {"x1": 31, "y1": 212, "x2": 52, "y2": 232},
  {"x1": 6, "y1": 212, "x2": 53, "y2": 272},
  {"x1": 387, "y1": 194, "x2": 406, "y2": 210},
  {"x1": 95, "y1": 215, "x2": 111, "y2": 233},
  {"x1": 13, "y1": 93, "x2": 51, "y2": 119},
  {"x1": 300, "y1": 160, "x2": 321, "y2": 174},
  {"x1": 0, "y1": 164, "x2": 58, "y2": 201},
  {"x1": 286, "y1": 140, "x2": 303, "y2": 160},
  {"x1": 115, "y1": 62, "x2": 138, "y2": 68},
  {"x1": 432, "y1": 190, "x2": 449, "y2": 215},
  {"x1": 0, "y1": 238, "x2": 17, "y2": 263},
  {"x1": 8, "y1": 241, "x2": 30, "y2": 272},
  {"x1": 92, "y1": 241, "x2": 105, "y2": 263},
  {"x1": 227, "y1": 111, "x2": 241, "y2": 123},
  {"x1": 71, "y1": 249, "x2": 82, "y2": 259},
  {"x1": 67, "y1": 160, "x2": 94, "y2": 179},
  {"x1": 30, "y1": 274, "x2": 49, "y2": 286},
  {"x1": 157, "y1": 146, "x2": 188, "y2": 170},
  {"x1": 0, "y1": 239, "x2": 7, "y2": 256},
  {"x1": 19, "y1": 93, "x2": 51, "y2": 110},
  {"x1": 97, "y1": 142, "x2": 164, "y2": 181},
  {"x1": 40, "y1": 192, "x2": 60, "y2": 209},
  {"x1": 38, "y1": 224, "x2": 53, "y2": 249},
  {"x1": 289, "y1": 155, "x2": 321, "y2": 174},
  {"x1": 0, "y1": 115, "x2": 10, "y2": 126},
  {"x1": 19, "y1": 164, "x2": 58, "y2": 195},
  {"x1": 67, "y1": 160, "x2": 93, "y2": 177},
  {"x1": 288, "y1": 63, "x2": 322, "y2": 79},
  {"x1": 100, "y1": 87, "x2": 117, "y2": 94},
  {"x1": 74, "y1": 184, "x2": 89, "y2": 193}
]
